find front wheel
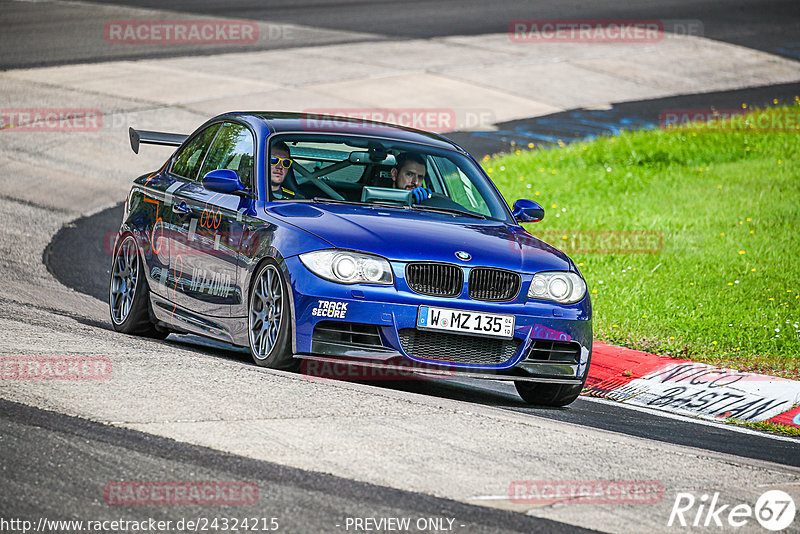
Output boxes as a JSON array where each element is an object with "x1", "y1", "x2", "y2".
[
  {"x1": 514, "y1": 381, "x2": 583, "y2": 407},
  {"x1": 109, "y1": 235, "x2": 168, "y2": 339},
  {"x1": 248, "y1": 260, "x2": 296, "y2": 370}
]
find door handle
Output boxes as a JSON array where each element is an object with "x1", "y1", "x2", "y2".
[{"x1": 172, "y1": 201, "x2": 191, "y2": 215}]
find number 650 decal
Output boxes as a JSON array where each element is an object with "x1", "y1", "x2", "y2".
[{"x1": 200, "y1": 193, "x2": 223, "y2": 229}]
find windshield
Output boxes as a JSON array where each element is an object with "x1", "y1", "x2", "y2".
[{"x1": 267, "y1": 134, "x2": 511, "y2": 222}]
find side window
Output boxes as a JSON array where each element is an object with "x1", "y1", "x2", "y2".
[
  {"x1": 171, "y1": 124, "x2": 221, "y2": 181},
  {"x1": 198, "y1": 123, "x2": 255, "y2": 188},
  {"x1": 433, "y1": 156, "x2": 491, "y2": 216}
]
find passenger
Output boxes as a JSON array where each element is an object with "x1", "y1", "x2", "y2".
[
  {"x1": 270, "y1": 141, "x2": 299, "y2": 200},
  {"x1": 392, "y1": 152, "x2": 431, "y2": 204}
]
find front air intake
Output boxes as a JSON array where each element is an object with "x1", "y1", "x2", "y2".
[
  {"x1": 468, "y1": 268, "x2": 521, "y2": 302},
  {"x1": 406, "y1": 262, "x2": 463, "y2": 297}
]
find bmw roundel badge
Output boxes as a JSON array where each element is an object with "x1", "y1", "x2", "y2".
[{"x1": 455, "y1": 251, "x2": 471, "y2": 261}]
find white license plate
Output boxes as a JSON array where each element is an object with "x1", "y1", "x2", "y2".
[{"x1": 416, "y1": 306, "x2": 515, "y2": 339}]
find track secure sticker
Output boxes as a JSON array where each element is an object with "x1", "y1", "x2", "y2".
[{"x1": 311, "y1": 300, "x2": 348, "y2": 318}]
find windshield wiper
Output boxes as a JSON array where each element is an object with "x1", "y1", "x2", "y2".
[
  {"x1": 312, "y1": 197, "x2": 410, "y2": 210},
  {"x1": 312, "y1": 197, "x2": 367, "y2": 205},
  {"x1": 410, "y1": 205, "x2": 486, "y2": 219},
  {"x1": 312, "y1": 197, "x2": 486, "y2": 219}
]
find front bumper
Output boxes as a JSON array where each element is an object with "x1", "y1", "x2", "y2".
[{"x1": 284, "y1": 256, "x2": 592, "y2": 382}]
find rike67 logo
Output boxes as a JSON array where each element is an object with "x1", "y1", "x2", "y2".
[{"x1": 668, "y1": 490, "x2": 796, "y2": 531}]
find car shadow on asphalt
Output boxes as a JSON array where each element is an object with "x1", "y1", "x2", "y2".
[
  {"x1": 370, "y1": 377, "x2": 573, "y2": 411},
  {"x1": 164, "y1": 333, "x2": 572, "y2": 410}
]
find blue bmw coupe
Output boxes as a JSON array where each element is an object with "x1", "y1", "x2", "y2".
[{"x1": 110, "y1": 112, "x2": 591, "y2": 406}]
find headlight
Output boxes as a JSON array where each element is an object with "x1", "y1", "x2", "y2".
[
  {"x1": 299, "y1": 250, "x2": 393, "y2": 285},
  {"x1": 527, "y1": 271, "x2": 586, "y2": 304}
]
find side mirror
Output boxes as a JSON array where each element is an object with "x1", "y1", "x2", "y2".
[
  {"x1": 202, "y1": 169, "x2": 252, "y2": 197},
  {"x1": 512, "y1": 199, "x2": 544, "y2": 223}
]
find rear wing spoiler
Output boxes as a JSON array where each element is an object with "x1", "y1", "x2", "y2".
[{"x1": 129, "y1": 127, "x2": 188, "y2": 154}]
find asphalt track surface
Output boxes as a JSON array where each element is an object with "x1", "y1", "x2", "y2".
[
  {"x1": 3, "y1": 0, "x2": 800, "y2": 69},
  {"x1": 447, "y1": 81, "x2": 800, "y2": 155},
  {"x1": 0, "y1": 399, "x2": 594, "y2": 534},
  {"x1": 45, "y1": 202, "x2": 800, "y2": 468},
  {"x1": 34, "y1": 0, "x2": 800, "y2": 479},
  {"x1": 8, "y1": 0, "x2": 800, "y2": 531}
]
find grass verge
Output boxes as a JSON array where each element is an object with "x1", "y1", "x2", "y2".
[
  {"x1": 726, "y1": 418, "x2": 800, "y2": 438},
  {"x1": 489, "y1": 104, "x2": 800, "y2": 379}
]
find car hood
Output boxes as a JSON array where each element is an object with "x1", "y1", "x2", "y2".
[{"x1": 266, "y1": 202, "x2": 572, "y2": 272}]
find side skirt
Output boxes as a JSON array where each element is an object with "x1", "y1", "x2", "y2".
[{"x1": 150, "y1": 293, "x2": 247, "y2": 347}]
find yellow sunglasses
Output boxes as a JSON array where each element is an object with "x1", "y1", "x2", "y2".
[{"x1": 270, "y1": 156, "x2": 292, "y2": 168}]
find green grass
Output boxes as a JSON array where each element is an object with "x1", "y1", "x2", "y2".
[
  {"x1": 488, "y1": 104, "x2": 800, "y2": 379},
  {"x1": 726, "y1": 418, "x2": 800, "y2": 438}
]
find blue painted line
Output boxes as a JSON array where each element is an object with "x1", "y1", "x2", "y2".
[
  {"x1": 468, "y1": 112, "x2": 657, "y2": 146},
  {"x1": 776, "y1": 47, "x2": 800, "y2": 59}
]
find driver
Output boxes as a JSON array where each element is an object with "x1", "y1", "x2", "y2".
[
  {"x1": 270, "y1": 141, "x2": 300, "y2": 200},
  {"x1": 392, "y1": 152, "x2": 432, "y2": 204}
]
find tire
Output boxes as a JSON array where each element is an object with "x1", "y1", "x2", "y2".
[
  {"x1": 248, "y1": 260, "x2": 297, "y2": 370},
  {"x1": 514, "y1": 381, "x2": 583, "y2": 407},
  {"x1": 109, "y1": 235, "x2": 168, "y2": 339}
]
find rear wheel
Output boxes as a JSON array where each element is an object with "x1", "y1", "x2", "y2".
[
  {"x1": 109, "y1": 235, "x2": 168, "y2": 339},
  {"x1": 248, "y1": 260, "x2": 296, "y2": 370}
]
